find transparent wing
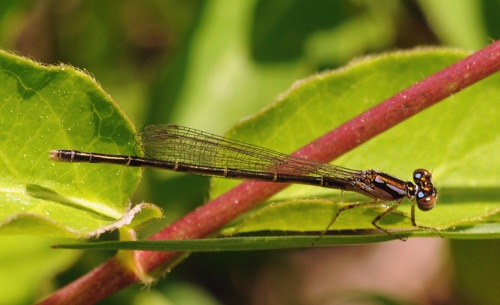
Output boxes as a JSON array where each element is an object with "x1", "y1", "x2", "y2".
[{"x1": 135, "y1": 124, "x2": 364, "y2": 180}]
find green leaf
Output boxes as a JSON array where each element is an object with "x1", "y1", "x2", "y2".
[
  {"x1": 0, "y1": 50, "x2": 162, "y2": 237},
  {"x1": 208, "y1": 48, "x2": 500, "y2": 238},
  {"x1": 52, "y1": 223, "x2": 500, "y2": 252}
]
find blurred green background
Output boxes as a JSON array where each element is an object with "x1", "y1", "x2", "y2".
[{"x1": 0, "y1": 1, "x2": 498, "y2": 304}]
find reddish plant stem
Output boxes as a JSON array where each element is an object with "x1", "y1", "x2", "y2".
[{"x1": 38, "y1": 41, "x2": 500, "y2": 305}]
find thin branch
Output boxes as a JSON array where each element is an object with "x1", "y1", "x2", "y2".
[{"x1": 38, "y1": 41, "x2": 500, "y2": 305}]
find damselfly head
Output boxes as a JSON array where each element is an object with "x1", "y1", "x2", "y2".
[{"x1": 413, "y1": 169, "x2": 437, "y2": 211}]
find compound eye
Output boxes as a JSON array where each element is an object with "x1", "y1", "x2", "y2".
[
  {"x1": 417, "y1": 191, "x2": 437, "y2": 211},
  {"x1": 413, "y1": 169, "x2": 432, "y2": 184}
]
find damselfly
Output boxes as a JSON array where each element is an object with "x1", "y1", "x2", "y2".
[{"x1": 50, "y1": 124, "x2": 438, "y2": 235}]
